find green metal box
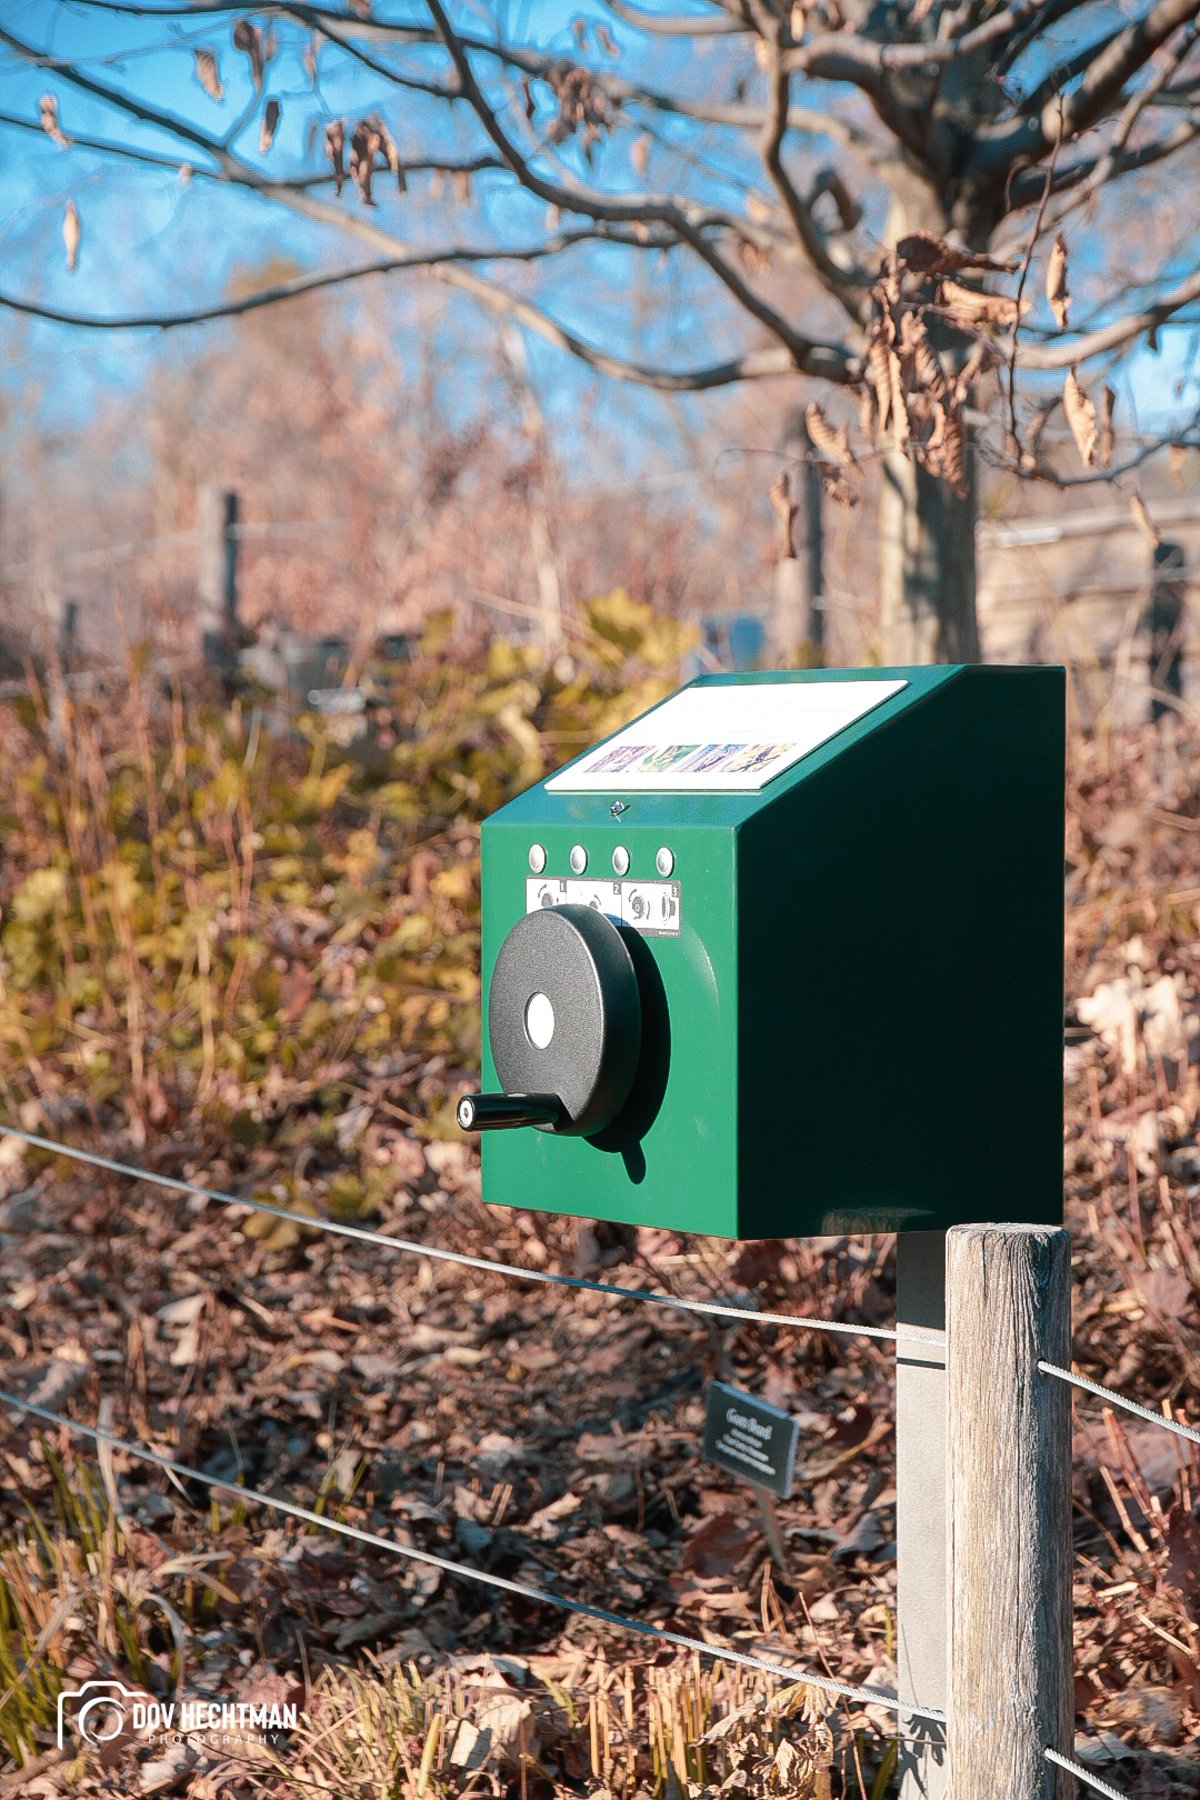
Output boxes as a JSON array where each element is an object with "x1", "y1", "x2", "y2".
[{"x1": 467, "y1": 666, "x2": 1064, "y2": 1239}]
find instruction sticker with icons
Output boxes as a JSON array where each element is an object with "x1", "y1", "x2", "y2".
[{"x1": 525, "y1": 877, "x2": 681, "y2": 937}]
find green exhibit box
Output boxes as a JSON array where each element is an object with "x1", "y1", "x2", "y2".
[{"x1": 459, "y1": 665, "x2": 1064, "y2": 1239}]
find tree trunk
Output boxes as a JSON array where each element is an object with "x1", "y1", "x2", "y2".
[
  {"x1": 501, "y1": 325, "x2": 566, "y2": 654},
  {"x1": 878, "y1": 438, "x2": 980, "y2": 664},
  {"x1": 767, "y1": 408, "x2": 824, "y2": 664},
  {"x1": 878, "y1": 169, "x2": 984, "y2": 667}
]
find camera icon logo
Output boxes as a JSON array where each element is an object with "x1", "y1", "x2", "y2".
[{"x1": 57, "y1": 1678, "x2": 136, "y2": 1749}]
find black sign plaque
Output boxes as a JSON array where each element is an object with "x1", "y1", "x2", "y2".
[{"x1": 702, "y1": 1381, "x2": 799, "y2": 1500}]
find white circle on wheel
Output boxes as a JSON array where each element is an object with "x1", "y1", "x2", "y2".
[{"x1": 524, "y1": 991, "x2": 555, "y2": 1049}]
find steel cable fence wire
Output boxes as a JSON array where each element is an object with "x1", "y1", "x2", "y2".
[
  {"x1": 1038, "y1": 1371, "x2": 1200, "y2": 1798},
  {"x1": 1038, "y1": 1360, "x2": 1200, "y2": 1449},
  {"x1": 0, "y1": 1385, "x2": 945, "y2": 1727},
  {"x1": 1046, "y1": 1745, "x2": 1135, "y2": 1800},
  {"x1": 0, "y1": 1126, "x2": 944, "y2": 1349}
]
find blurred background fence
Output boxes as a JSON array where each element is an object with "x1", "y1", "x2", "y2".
[{"x1": 1, "y1": 473, "x2": 1194, "y2": 737}]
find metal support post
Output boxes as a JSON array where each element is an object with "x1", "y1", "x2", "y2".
[{"x1": 896, "y1": 1229, "x2": 948, "y2": 1799}]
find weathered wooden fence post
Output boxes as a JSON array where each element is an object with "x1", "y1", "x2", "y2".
[
  {"x1": 198, "y1": 484, "x2": 239, "y2": 680},
  {"x1": 947, "y1": 1223, "x2": 1073, "y2": 1800}
]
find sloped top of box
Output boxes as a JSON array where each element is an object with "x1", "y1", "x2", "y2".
[
  {"x1": 491, "y1": 666, "x2": 1059, "y2": 834},
  {"x1": 546, "y1": 675, "x2": 907, "y2": 793}
]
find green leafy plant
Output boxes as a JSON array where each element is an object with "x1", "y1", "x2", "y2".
[{"x1": 0, "y1": 599, "x2": 696, "y2": 1203}]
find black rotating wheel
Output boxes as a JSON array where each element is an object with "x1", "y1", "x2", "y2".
[{"x1": 457, "y1": 904, "x2": 642, "y2": 1137}]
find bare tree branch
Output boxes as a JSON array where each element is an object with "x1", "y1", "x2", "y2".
[
  {"x1": 421, "y1": 0, "x2": 854, "y2": 379},
  {"x1": 3, "y1": 8, "x2": 860, "y2": 390},
  {"x1": 1034, "y1": 25, "x2": 1200, "y2": 219},
  {"x1": 978, "y1": 0, "x2": 1200, "y2": 171},
  {"x1": 995, "y1": 0, "x2": 1102, "y2": 80},
  {"x1": 1059, "y1": 0, "x2": 1200, "y2": 136},
  {"x1": 0, "y1": 108, "x2": 503, "y2": 190},
  {"x1": 0, "y1": 261, "x2": 816, "y2": 393},
  {"x1": 784, "y1": 1, "x2": 1047, "y2": 80},
  {"x1": 982, "y1": 410, "x2": 1200, "y2": 484},
  {"x1": 1004, "y1": 111, "x2": 1200, "y2": 211},
  {"x1": 602, "y1": 0, "x2": 747, "y2": 35},
  {"x1": 750, "y1": 4, "x2": 869, "y2": 322},
  {"x1": 1015, "y1": 21, "x2": 1131, "y2": 123},
  {"x1": 0, "y1": 21, "x2": 237, "y2": 174},
  {"x1": 0, "y1": 235, "x2": 668, "y2": 327},
  {"x1": 53, "y1": 0, "x2": 890, "y2": 146},
  {"x1": 1016, "y1": 262, "x2": 1200, "y2": 368}
]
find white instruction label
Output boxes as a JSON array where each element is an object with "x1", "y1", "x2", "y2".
[
  {"x1": 526, "y1": 877, "x2": 681, "y2": 937},
  {"x1": 545, "y1": 677, "x2": 906, "y2": 793}
]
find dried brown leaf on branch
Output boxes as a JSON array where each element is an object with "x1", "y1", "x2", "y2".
[
  {"x1": 1046, "y1": 232, "x2": 1070, "y2": 330},
  {"x1": 1098, "y1": 384, "x2": 1117, "y2": 468},
  {"x1": 367, "y1": 116, "x2": 404, "y2": 193},
  {"x1": 630, "y1": 132, "x2": 650, "y2": 177},
  {"x1": 546, "y1": 63, "x2": 611, "y2": 151},
  {"x1": 889, "y1": 349, "x2": 911, "y2": 447},
  {"x1": 232, "y1": 19, "x2": 268, "y2": 92},
  {"x1": 901, "y1": 310, "x2": 947, "y2": 401},
  {"x1": 895, "y1": 231, "x2": 1017, "y2": 277},
  {"x1": 941, "y1": 406, "x2": 967, "y2": 496},
  {"x1": 738, "y1": 240, "x2": 772, "y2": 275},
  {"x1": 62, "y1": 199, "x2": 80, "y2": 272},
  {"x1": 953, "y1": 338, "x2": 996, "y2": 400},
  {"x1": 937, "y1": 278, "x2": 1028, "y2": 333},
  {"x1": 39, "y1": 93, "x2": 69, "y2": 146},
  {"x1": 1019, "y1": 399, "x2": 1057, "y2": 471},
  {"x1": 857, "y1": 381, "x2": 877, "y2": 441},
  {"x1": 866, "y1": 333, "x2": 893, "y2": 438},
  {"x1": 325, "y1": 120, "x2": 345, "y2": 195},
  {"x1": 193, "y1": 49, "x2": 223, "y2": 102},
  {"x1": 816, "y1": 461, "x2": 858, "y2": 506},
  {"x1": 259, "y1": 98, "x2": 281, "y2": 155},
  {"x1": 1064, "y1": 368, "x2": 1098, "y2": 467},
  {"x1": 921, "y1": 402, "x2": 968, "y2": 496},
  {"x1": 768, "y1": 471, "x2": 797, "y2": 557},
  {"x1": 304, "y1": 33, "x2": 320, "y2": 88},
  {"x1": 804, "y1": 402, "x2": 854, "y2": 468},
  {"x1": 350, "y1": 117, "x2": 385, "y2": 205},
  {"x1": 1131, "y1": 492, "x2": 1160, "y2": 543},
  {"x1": 595, "y1": 22, "x2": 620, "y2": 57}
]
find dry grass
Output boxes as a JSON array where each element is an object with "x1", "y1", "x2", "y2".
[{"x1": 280, "y1": 1654, "x2": 834, "y2": 1798}]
